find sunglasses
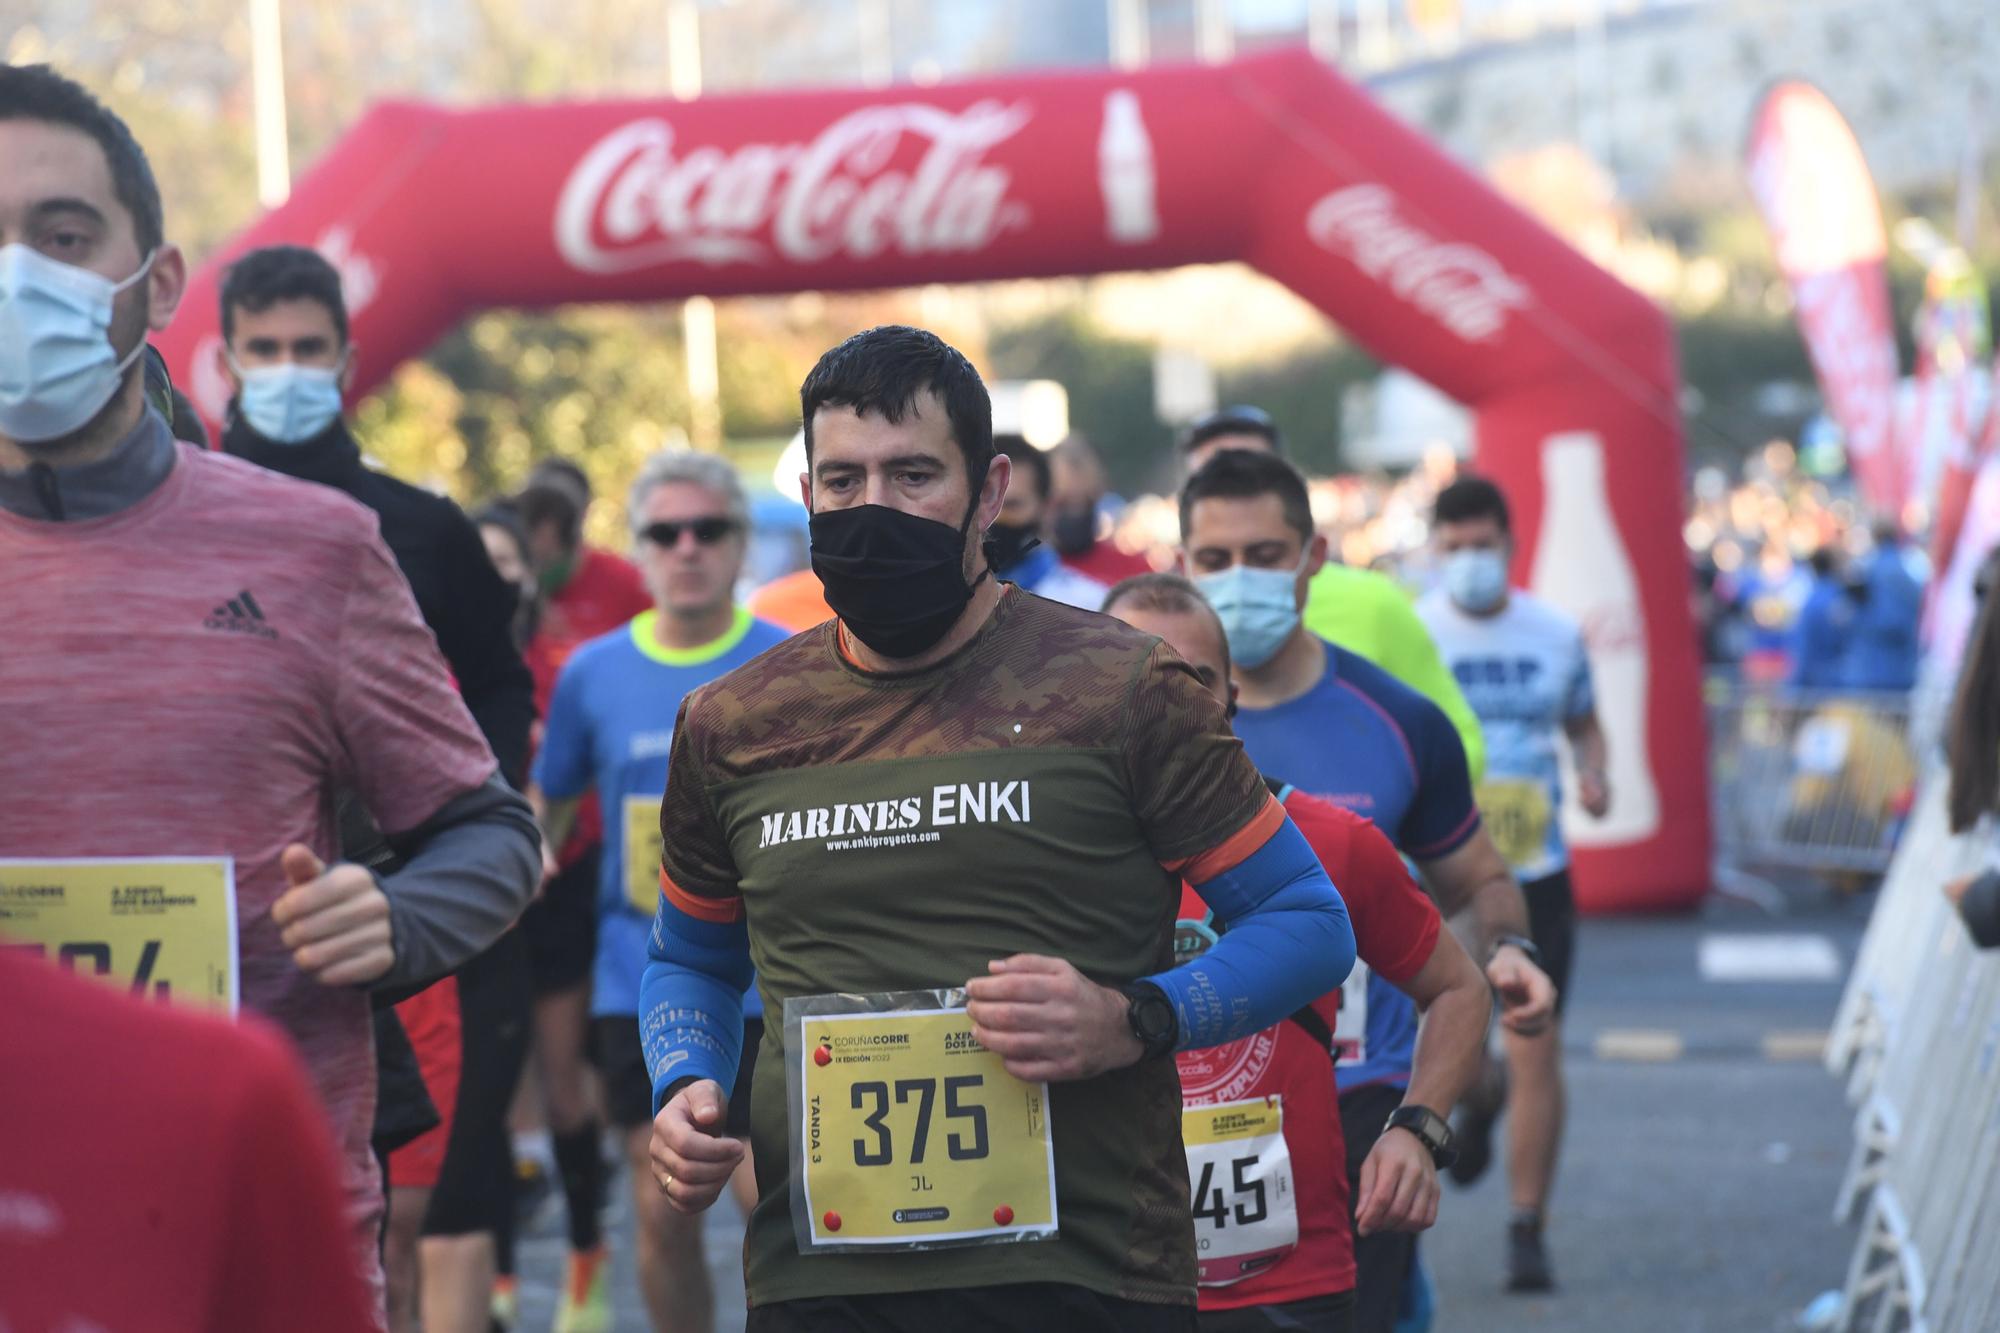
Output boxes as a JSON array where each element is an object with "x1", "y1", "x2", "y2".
[{"x1": 640, "y1": 517, "x2": 739, "y2": 548}]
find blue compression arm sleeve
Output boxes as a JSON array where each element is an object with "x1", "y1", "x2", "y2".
[
  {"x1": 1146, "y1": 816, "x2": 1355, "y2": 1050},
  {"x1": 639, "y1": 897, "x2": 755, "y2": 1114}
]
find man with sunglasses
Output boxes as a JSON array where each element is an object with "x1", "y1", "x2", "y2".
[{"x1": 532, "y1": 450, "x2": 787, "y2": 1332}]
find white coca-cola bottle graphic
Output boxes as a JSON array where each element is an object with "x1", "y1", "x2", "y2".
[
  {"x1": 1528, "y1": 432, "x2": 1661, "y2": 846},
  {"x1": 1099, "y1": 91, "x2": 1161, "y2": 245}
]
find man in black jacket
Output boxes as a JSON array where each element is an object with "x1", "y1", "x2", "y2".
[
  {"x1": 217, "y1": 247, "x2": 534, "y2": 783},
  {"x1": 218, "y1": 244, "x2": 535, "y2": 1333}
]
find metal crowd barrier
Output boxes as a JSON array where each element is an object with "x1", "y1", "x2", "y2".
[
  {"x1": 1707, "y1": 683, "x2": 1920, "y2": 879},
  {"x1": 1823, "y1": 771, "x2": 2000, "y2": 1332}
]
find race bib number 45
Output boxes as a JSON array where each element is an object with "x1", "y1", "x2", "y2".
[
  {"x1": 785, "y1": 991, "x2": 1057, "y2": 1253},
  {"x1": 1184, "y1": 1097, "x2": 1298, "y2": 1286},
  {"x1": 0, "y1": 858, "x2": 238, "y2": 1013}
]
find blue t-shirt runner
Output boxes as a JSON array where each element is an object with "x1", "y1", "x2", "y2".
[
  {"x1": 534, "y1": 606, "x2": 791, "y2": 1023},
  {"x1": 1416, "y1": 588, "x2": 1595, "y2": 883},
  {"x1": 1233, "y1": 641, "x2": 1481, "y2": 1092}
]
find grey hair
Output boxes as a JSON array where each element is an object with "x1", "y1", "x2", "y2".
[{"x1": 627, "y1": 450, "x2": 751, "y2": 535}]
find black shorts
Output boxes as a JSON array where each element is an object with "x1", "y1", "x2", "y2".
[
  {"x1": 746, "y1": 1285, "x2": 1197, "y2": 1333},
  {"x1": 1198, "y1": 1290, "x2": 1355, "y2": 1333},
  {"x1": 1338, "y1": 1082, "x2": 1411, "y2": 1333},
  {"x1": 1522, "y1": 868, "x2": 1577, "y2": 1017},
  {"x1": 522, "y1": 842, "x2": 599, "y2": 995},
  {"x1": 370, "y1": 1003, "x2": 440, "y2": 1159},
  {"x1": 592, "y1": 1013, "x2": 762, "y2": 1136},
  {"x1": 423, "y1": 930, "x2": 533, "y2": 1237}
]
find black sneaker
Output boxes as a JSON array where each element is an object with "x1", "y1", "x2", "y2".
[
  {"x1": 1507, "y1": 1217, "x2": 1554, "y2": 1293},
  {"x1": 1448, "y1": 1060, "x2": 1506, "y2": 1186}
]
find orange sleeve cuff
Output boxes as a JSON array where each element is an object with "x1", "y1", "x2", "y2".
[
  {"x1": 660, "y1": 867, "x2": 744, "y2": 924},
  {"x1": 1165, "y1": 793, "x2": 1288, "y2": 884}
]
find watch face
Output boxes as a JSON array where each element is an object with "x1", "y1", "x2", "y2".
[{"x1": 1394, "y1": 1106, "x2": 1452, "y2": 1154}]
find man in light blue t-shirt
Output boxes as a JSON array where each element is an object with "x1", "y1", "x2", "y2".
[
  {"x1": 532, "y1": 451, "x2": 789, "y2": 1331},
  {"x1": 1417, "y1": 475, "x2": 1609, "y2": 1296}
]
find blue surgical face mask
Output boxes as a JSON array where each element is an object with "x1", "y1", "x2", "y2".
[
  {"x1": 1194, "y1": 555, "x2": 1306, "y2": 670},
  {"x1": 0, "y1": 243, "x2": 156, "y2": 445},
  {"x1": 1443, "y1": 547, "x2": 1510, "y2": 613},
  {"x1": 234, "y1": 357, "x2": 345, "y2": 444}
]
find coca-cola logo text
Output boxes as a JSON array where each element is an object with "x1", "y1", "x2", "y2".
[
  {"x1": 555, "y1": 101, "x2": 1034, "y2": 274},
  {"x1": 1577, "y1": 604, "x2": 1647, "y2": 659},
  {"x1": 1306, "y1": 184, "x2": 1528, "y2": 344}
]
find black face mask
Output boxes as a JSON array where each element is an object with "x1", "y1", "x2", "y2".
[
  {"x1": 810, "y1": 503, "x2": 990, "y2": 660},
  {"x1": 987, "y1": 520, "x2": 1040, "y2": 572},
  {"x1": 1051, "y1": 503, "x2": 1097, "y2": 556}
]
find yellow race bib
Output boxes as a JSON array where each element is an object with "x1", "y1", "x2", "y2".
[
  {"x1": 623, "y1": 794, "x2": 667, "y2": 914},
  {"x1": 786, "y1": 991, "x2": 1058, "y2": 1252},
  {"x1": 0, "y1": 858, "x2": 237, "y2": 1013},
  {"x1": 1183, "y1": 1097, "x2": 1298, "y2": 1286},
  {"x1": 1476, "y1": 780, "x2": 1553, "y2": 870}
]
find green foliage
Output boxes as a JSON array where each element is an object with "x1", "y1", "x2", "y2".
[
  {"x1": 355, "y1": 306, "x2": 691, "y2": 545},
  {"x1": 989, "y1": 309, "x2": 1382, "y2": 488},
  {"x1": 1216, "y1": 341, "x2": 1380, "y2": 477},
  {"x1": 987, "y1": 311, "x2": 1160, "y2": 493}
]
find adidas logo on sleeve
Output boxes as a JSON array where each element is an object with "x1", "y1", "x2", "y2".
[{"x1": 203, "y1": 590, "x2": 279, "y2": 640}]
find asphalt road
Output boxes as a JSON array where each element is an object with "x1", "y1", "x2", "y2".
[
  {"x1": 512, "y1": 885, "x2": 1870, "y2": 1332},
  {"x1": 1422, "y1": 889, "x2": 1869, "y2": 1333}
]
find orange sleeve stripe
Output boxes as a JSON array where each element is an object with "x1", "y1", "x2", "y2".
[
  {"x1": 1166, "y1": 793, "x2": 1288, "y2": 884},
  {"x1": 660, "y1": 868, "x2": 744, "y2": 924}
]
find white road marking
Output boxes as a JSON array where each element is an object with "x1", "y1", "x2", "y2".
[
  {"x1": 1762, "y1": 1030, "x2": 1830, "y2": 1061},
  {"x1": 1594, "y1": 1029, "x2": 1685, "y2": 1061},
  {"x1": 1698, "y1": 933, "x2": 1841, "y2": 982}
]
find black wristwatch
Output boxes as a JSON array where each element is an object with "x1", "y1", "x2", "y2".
[
  {"x1": 1120, "y1": 981, "x2": 1179, "y2": 1061},
  {"x1": 1384, "y1": 1104, "x2": 1459, "y2": 1169},
  {"x1": 1492, "y1": 933, "x2": 1543, "y2": 970}
]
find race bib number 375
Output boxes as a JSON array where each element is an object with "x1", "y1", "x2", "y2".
[
  {"x1": 785, "y1": 991, "x2": 1057, "y2": 1253},
  {"x1": 0, "y1": 858, "x2": 238, "y2": 1013}
]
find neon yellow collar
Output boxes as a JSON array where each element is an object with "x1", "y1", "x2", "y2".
[{"x1": 629, "y1": 606, "x2": 754, "y2": 666}]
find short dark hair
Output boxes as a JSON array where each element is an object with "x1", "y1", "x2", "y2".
[
  {"x1": 1433, "y1": 475, "x2": 1511, "y2": 533},
  {"x1": 1101, "y1": 572, "x2": 1232, "y2": 679},
  {"x1": 517, "y1": 482, "x2": 582, "y2": 549},
  {"x1": 800, "y1": 325, "x2": 993, "y2": 489},
  {"x1": 528, "y1": 457, "x2": 592, "y2": 506},
  {"x1": 220, "y1": 245, "x2": 348, "y2": 345},
  {"x1": 1179, "y1": 448, "x2": 1315, "y2": 546},
  {"x1": 994, "y1": 434, "x2": 1049, "y2": 502},
  {"x1": 1180, "y1": 405, "x2": 1282, "y2": 455},
  {"x1": 0, "y1": 64, "x2": 163, "y2": 255},
  {"x1": 472, "y1": 501, "x2": 530, "y2": 563}
]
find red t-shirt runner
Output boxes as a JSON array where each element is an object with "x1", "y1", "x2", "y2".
[
  {"x1": 0, "y1": 949, "x2": 378, "y2": 1331},
  {"x1": 524, "y1": 545, "x2": 650, "y2": 861},
  {"x1": 1176, "y1": 785, "x2": 1439, "y2": 1309}
]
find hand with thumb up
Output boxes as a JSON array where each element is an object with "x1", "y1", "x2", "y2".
[{"x1": 270, "y1": 845, "x2": 396, "y2": 987}]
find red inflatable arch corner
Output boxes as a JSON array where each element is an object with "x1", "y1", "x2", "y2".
[{"x1": 156, "y1": 48, "x2": 1710, "y2": 912}]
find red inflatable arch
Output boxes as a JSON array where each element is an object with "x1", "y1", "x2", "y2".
[{"x1": 156, "y1": 48, "x2": 1709, "y2": 912}]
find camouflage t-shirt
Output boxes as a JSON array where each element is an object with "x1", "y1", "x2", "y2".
[{"x1": 657, "y1": 586, "x2": 1282, "y2": 1307}]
